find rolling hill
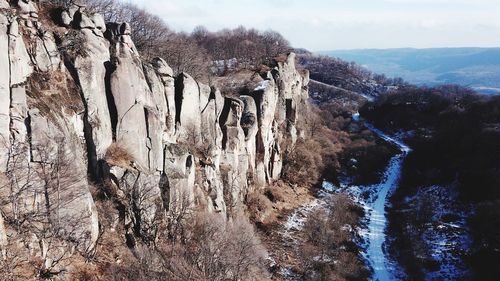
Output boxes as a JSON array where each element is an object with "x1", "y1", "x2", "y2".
[{"x1": 320, "y1": 48, "x2": 500, "y2": 95}]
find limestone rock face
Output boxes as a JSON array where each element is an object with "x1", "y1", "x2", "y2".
[
  {"x1": 164, "y1": 143, "x2": 196, "y2": 208},
  {"x1": 143, "y1": 63, "x2": 169, "y2": 172},
  {"x1": 249, "y1": 56, "x2": 309, "y2": 186},
  {"x1": 8, "y1": 19, "x2": 33, "y2": 86},
  {"x1": 240, "y1": 95, "x2": 259, "y2": 174},
  {"x1": 0, "y1": 0, "x2": 9, "y2": 9},
  {"x1": 0, "y1": 0, "x2": 310, "y2": 254},
  {"x1": 16, "y1": 0, "x2": 38, "y2": 17},
  {"x1": 275, "y1": 53, "x2": 310, "y2": 137},
  {"x1": 219, "y1": 97, "x2": 250, "y2": 205},
  {"x1": 34, "y1": 32, "x2": 61, "y2": 72},
  {"x1": 110, "y1": 50, "x2": 151, "y2": 169},
  {"x1": 77, "y1": 12, "x2": 95, "y2": 29},
  {"x1": 0, "y1": 1, "x2": 99, "y2": 254},
  {"x1": 61, "y1": 10, "x2": 71, "y2": 26},
  {"x1": 92, "y1": 14, "x2": 106, "y2": 31},
  {"x1": 103, "y1": 165, "x2": 165, "y2": 242},
  {"x1": 102, "y1": 22, "x2": 170, "y2": 238},
  {"x1": 252, "y1": 76, "x2": 279, "y2": 185},
  {"x1": 175, "y1": 73, "x2": 202, "y2": 142},
  {"x1": 0, "y1": 14, "x2": 10, "y2": 172},
  {"x1": 10, "y1": 86, "x2": 28, "y2": 144},
  {"x1": 151, "y1": 58, "x2": 176, "y2": 142},
  {"x1": 0, "y1": 211, "x2": 7, "y2": 258},
  {"x1": 28, "y1": 108, "x2": 99, "y2": 251},
  {"x1": 73, "y1": 28, "x2": 113, "y2": 167}
]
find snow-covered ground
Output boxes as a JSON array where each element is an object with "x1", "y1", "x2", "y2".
[
  {"x1": 408, "y1": 185, "x2": 473, "y2": 280},
  {"x1": 359, "y1": 124, "x2": 409, "y2": 280},
  {"x1": 278, "y1": 198, "x2": 322, "y2": 280},
  {"x1": 282, "y1": 199, "x2": 320, "y2": 242}
]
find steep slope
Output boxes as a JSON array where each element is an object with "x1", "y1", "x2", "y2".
[{"x1": 0, "y1": 1, "x2": 311, "y2": 277}]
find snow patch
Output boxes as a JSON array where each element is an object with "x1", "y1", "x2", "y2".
[{"x1": 254, "y1": 80, "x2": 269, "y2": 91}]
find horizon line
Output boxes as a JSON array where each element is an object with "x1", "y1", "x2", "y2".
[{"x1": 313, "y1": 46, "x2": 500, "y2": 52}]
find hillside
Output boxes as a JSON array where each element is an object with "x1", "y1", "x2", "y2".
[
  {"x1": 360, "y1": 86, "x2": 500, "y2": 280},
  {"x1": 321, "y1": 48, "x2": 500, "y2": 95},
  {"x1": 2, "y1": 1, "x2": 497, "y2": 281},
  {"x1": 0, "y1": 1, "x2": 372, "y2": 280}
]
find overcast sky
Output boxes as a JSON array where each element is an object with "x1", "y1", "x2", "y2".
[{"x1": 128, "y1": 0, "x2": 500, "y2": 51}]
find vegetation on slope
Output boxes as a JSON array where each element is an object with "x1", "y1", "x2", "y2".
[
  {"x1": 361, "y1": 85, "x2": 500, "y2": 280},
  {"x1": 297, "y1": 52, "x2": 406, "y2": 99},
  {"x1": 5, "y1": 1, "x2": 455, "y2": 280}
]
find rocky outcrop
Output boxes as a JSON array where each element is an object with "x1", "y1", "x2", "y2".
[
  {"x1": 0, "y1": 0, "x2": 309, "y2": 253},
  {"x1": 252, "y1": 75, "x2": 280, "y2": 185},
  {"x1": 0, "y1": 1, "x2": 99, "y2": 257},
  {"x1": 0, "y1": 211, "x2": 6, "y2": 259},
  {"x1": 0, "y1": 12, "x2": 10, "y2": 172},
  {"x1": 72, "y1": 22, "x2": 113, "y2": 171},
  {"x1": 109, "y1": 33, "x2": 150, "y2": 169}
]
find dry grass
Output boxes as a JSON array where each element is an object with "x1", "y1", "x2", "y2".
[
  {"x1": 26, "y1": 69, "x2": 85, "y2": 127},
  {"x1": 247, "y1": 181, "x2": 315, "y2": 227},
  {"x1": 247, "y1": 191, "x2": 274, "y2": 224},
  {"x1": 213, "y1": 69, "x2": 263, "y2": 97},
  {"x1": 105, "y1": 143, "x2": 134, "y2": 168}
]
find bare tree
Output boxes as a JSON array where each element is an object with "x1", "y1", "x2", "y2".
[
  {"x1": 183, "y1": 212, "x2": 267, "y2": 281},
  {"x1": 297, "y1": 193, "x2": 368, "y2": 281},
  {"x1": 0, "y1": 137, "x2": 94, "y2": 278},
  {"x1": 167, "y1": 189, "x2": 193, "y2": 245}
]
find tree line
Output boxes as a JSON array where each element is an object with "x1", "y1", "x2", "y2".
[
  {"x1": 297, "y1": 53, "x2": 407, "y2": 91},
  {"x1": 42, "y1": 0, "x2": 291, "y2": 82}
]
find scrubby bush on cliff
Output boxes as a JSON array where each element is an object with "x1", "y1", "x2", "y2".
[
  {"x1": 104, "y1": 142, "x2": 134, "y2": 168},
  {"x1": 247, "y1": 190, "x2": 274, "y2": 224},
  {"x1": 282, "y1": 139, "x2": 324, "y2": 187},
  {"x1": 281, "y1": 104, "x2": 345, "y2": 187}
]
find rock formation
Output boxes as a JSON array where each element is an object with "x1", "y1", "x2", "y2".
[{"x1": 0, "y1": 0, "x2": 310, "y2": 261}]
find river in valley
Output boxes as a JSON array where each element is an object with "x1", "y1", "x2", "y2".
[
  {"x1": 358, "y1": 119, "x2": 410, "y2": 281},
  {"x1": 346, "y1": 113, "x2": 410, "y2": 280},
  {"x1": 279, "y1": 112, "x2": 472, "y2": 280},
  {"x1": 343, "y1": 114, "x2": 470, "y2": 280},
  {"x1": 279, "y1": 113, "x2": 411, "y2": 281}
]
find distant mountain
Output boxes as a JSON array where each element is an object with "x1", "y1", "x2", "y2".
[{"x1": 320, "y1": 48, "x2": 500, "y2": 95}]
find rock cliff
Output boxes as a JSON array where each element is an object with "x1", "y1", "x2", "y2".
[{"x1": 0, "y1": 0, "x2": 309, "y2": 258}]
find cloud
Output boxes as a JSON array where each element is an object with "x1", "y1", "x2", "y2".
[
  {"x1": 382, "y1": 0, "x2": 497, "y2": 3},
  {"x1": 129, "y1": 0, "x2": 500, "y2": 50}
]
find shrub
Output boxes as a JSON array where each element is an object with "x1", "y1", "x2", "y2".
[
  {"x1": 183, "y1": 212, "x2": 268, "y2": 280},
  {"x1": 247, "y1": 191, "x2": 273, "y2": 223},
  {"x1": 282, "y1": 139, "x2": 323, "y2": 187},
  {"x1": 105, "y1": 143, "x2": 134, "y2": 168},
  {"x1": 59, "y1": 30, "x2": 89, "y2": 59},
  {"x1": 264, "y1": 185, "x2": 287, "y2": 203}
]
